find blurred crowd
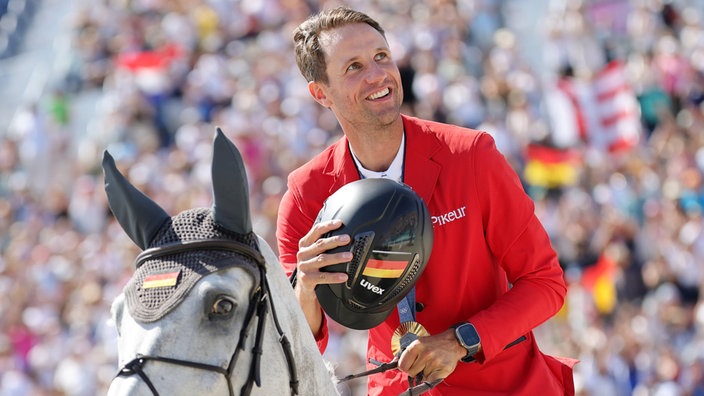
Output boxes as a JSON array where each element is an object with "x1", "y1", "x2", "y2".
[
  {"x1": 1, "y1": 0, "x2": 704, "y2": 395},
  {"x1": 0, "y1": 0, "x2": 37, "y2": 59}
]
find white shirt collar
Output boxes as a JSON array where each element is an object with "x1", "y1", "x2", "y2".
[{"x1": 350, "y1": 133, "x2": 405, "y2": 183}]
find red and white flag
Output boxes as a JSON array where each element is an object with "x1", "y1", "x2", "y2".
[
  {"x1": 545, "y1": 60, "x2": 642, "y2": 153},
  {"x1": 115, "y1": 43, "x2": 183, "y2": 94},
  {"x1": 590, "y1": 60, "x2": 641, "y2": 152}
]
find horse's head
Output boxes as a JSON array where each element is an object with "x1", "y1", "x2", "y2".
[{"x1": 104, "y1": 130, "x2": 338, "y2": 396}]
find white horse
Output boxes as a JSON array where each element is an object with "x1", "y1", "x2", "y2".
[{"x1": 103, "y1": 129, "x2": 339, "y2": 396}]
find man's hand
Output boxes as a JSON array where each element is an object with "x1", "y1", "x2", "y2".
[
  {"x1": 397, "y1": 329, "x2": 470, "y2": 383},
  {"x1": 294, "y1": 219, "x2": 350, "y2": 335}
]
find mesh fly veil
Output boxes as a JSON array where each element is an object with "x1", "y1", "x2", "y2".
[
  {"x1": 124, "y1": 209, "x2": 261, "y2": 322},
  {"x1": 103, "y1": 128, "x2": 262, "y2": 322}
]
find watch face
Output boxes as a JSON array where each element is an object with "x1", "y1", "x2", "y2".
[{"x1": 457, "y1": 323, "x2": 480, "y2": 347}]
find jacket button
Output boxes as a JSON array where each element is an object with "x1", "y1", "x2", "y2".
[{"x1": 415, "y1": 302, "x2": 424, "y2": 312}]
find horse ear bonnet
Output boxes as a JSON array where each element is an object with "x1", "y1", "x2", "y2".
[
  {"x1": 103, "y1": 129, "x2": 263, "y2": 323},
  {"x1": 314, "y1": 178, "x2": 433, "y2": 330}
]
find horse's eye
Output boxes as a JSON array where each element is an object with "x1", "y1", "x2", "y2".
[{"x1": 210, "y1": 297, "x2": 235, "y2": 317}]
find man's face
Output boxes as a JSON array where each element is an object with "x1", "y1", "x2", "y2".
[{"x1": 310, "y1": 23, "x2": 403, "y2": 130}]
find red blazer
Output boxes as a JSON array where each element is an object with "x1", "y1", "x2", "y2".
[{"x1": 277, "y1": 115, "x2": 577, "y2": 395}]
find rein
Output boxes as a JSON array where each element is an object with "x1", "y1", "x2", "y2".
[
  {"x1": 291, "y1": 268, "x2": 440, "y2": 396},
  {"x1": 112, "y1": 239, "x2": 299, "y2": 396},
  {"x1": 336, "y1": 331, "x2": 442, "y2": 396},
  {"x1": 338, "y1": 358, "x2": 441, "y2": 396},
  {"x1": 337, "y1": 334, "x2": 528, "y2": 395}
]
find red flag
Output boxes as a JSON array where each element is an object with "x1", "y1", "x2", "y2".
[{"x1": 115, "y1": 43, "x2": 183, "y2": 72}]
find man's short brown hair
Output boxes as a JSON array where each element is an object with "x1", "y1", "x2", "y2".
[{"x1": 293, "y1": 7, "x2": 385, "y2": 84}]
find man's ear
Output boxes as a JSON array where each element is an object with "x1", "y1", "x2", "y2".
[{"x1": 308, "y1": 81, "x2": 331, "y2": 107}]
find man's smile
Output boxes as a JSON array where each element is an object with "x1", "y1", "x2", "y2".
[{"x1": 367, "y1": 87, "x2": 390, "y2": 100}]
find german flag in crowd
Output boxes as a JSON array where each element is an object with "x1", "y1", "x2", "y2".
[{"x1": 523, "y1": 144, "x2": 582, "y2": 188}]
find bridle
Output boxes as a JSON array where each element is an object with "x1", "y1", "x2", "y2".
[{"x1": 112, "y1": 239, "x2": 300, "y2": 396}]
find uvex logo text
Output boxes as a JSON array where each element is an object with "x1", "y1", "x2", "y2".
[
  {"x1": 360, "y1": 279, "x2": 385, "y2": 295},
  {"x1": 432, "y1": 206, "x2": 467, "y2": 226}
]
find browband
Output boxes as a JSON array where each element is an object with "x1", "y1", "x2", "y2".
[{"x1": 135, "y1": 239, "x2": 266, "y2": 269}]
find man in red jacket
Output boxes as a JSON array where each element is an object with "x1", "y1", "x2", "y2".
[{"x1": 276, "y1": 6, "x2": 577, "y2": 395}]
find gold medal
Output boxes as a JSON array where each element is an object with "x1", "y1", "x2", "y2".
[{"x1": 391, "y1": 321, "x2": 429, "y2": 355}]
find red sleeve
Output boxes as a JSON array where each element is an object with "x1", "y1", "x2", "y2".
[
  {"x1": 276, "y1": 180, "x2": 330, "y2": 353},
  {"x1": 276, "y1": 186, "x2": 313, "y2": 272},
  {"x1": 469, "y1": 133, "x2": 567, "y2": 362},
  {"x1": 315, "y1": 314, "x2": 329, "y2": 351}
]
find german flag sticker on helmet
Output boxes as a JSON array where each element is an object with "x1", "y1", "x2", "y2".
[{"x1": 362, "y1": 255, "x2": 410, "y2": 278}]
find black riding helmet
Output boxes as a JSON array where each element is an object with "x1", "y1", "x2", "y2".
[{"x1": 313, "y1": 178, "x2": 433, "y2": 330}]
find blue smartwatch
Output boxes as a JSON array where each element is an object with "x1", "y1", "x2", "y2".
[{"x1": 452, "y1": 322, "x2": 481, "y2": 362}]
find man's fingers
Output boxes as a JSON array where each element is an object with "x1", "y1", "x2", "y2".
[
  {"x1": 297, "y1": 252, "x2": 350, "y2": 282},
  {"x1": 314, "y1": 269, "x2": 349, "y2": 284},
  {"x1": 298, "y1": 219, "x2": 345, "y2": 249},
  {"x1": 398, "y1": 335, "x2": 458, "y2": 381},
  {"x1": 397, "y1": 343, "x2": 422, "y2": 375},
  {"x1": 298, "y1": 220, "x2": 349, "y2": 258},
  {"x1": 295, "y1": 219, "x2": 352, "y2": 291},
  {"x1": 297, "y1": 239, "x2": 352, "y2": 270},
  {"x1": 422, "y1": 369, "x2": 447, "y2": 383}
]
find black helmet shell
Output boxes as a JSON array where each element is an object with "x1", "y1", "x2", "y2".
[{"x1": 314, "y1": 178, "x2": 433, "y2": 330}]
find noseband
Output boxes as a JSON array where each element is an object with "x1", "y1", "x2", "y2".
[{"x1": 112, "y1": 239, "x2": 299, "y2": 396}]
